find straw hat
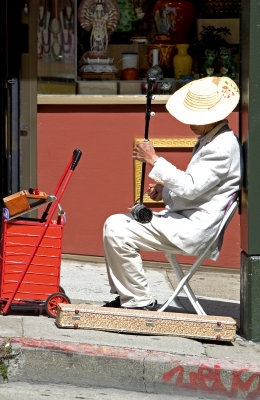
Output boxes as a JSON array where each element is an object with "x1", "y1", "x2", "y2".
[{"x1": 166, "y1": 76, "x2": 239, "y2": 125}]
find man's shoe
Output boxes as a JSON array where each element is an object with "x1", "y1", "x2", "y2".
[
  {"x1": 102, "y1": 296, "x2": 121, "y2": 308},
  {"x1": 103, "y1": 297, "x2": 158, "y2": 311},
  {"x1": 123, "y1": 300, "x2": 158, "y2": 311}
]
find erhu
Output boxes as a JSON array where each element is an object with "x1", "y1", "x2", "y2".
[{"x1": 131, "y1": 65, "x2": 163, "y2": 224}]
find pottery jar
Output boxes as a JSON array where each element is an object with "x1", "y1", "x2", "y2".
[
  {"x1": 122, "y1": 52, "x2": 139, "y2": 80},
  {"x1": 153, "y1": 0, "x2": 195, "y2": 44},
  {"x1": 173, "y1": 43, "x2": 192, "y2": 79}
]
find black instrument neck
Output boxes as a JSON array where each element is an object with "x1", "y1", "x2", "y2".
[{"x1": 139, "y1": 77, "x2": 156, "y2": 204}]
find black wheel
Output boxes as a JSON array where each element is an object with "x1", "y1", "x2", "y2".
[
  {"x1": 44, "y1": 292, "x2": 71, "y2": 318},
  {"x1": 59, "y1": 286, "x2": 65, "y2": 294}
]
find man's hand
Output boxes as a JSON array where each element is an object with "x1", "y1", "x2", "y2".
[
  {"x1": 133, "y1": 141, "x2": 159, "y2": 167},
  {"x1": 147, "y1": 183, "x2": 163, "y2": 201}
]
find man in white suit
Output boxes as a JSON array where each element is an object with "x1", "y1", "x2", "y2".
[{"x1": 103, "y1": 76, "x2": 242, "y2": 310}]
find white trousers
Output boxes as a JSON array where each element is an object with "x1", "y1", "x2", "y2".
[{"x1": 103, "y1": 213, "x2": 185, "y2": 308}]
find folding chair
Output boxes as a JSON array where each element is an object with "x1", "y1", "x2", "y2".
[{"x1": 158, "y1": 193, "x2": 239, "y2": 315}]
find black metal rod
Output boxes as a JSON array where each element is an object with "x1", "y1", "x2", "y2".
[{"x1": 139, "y1": 78, "x2": 156, "y2": 204}]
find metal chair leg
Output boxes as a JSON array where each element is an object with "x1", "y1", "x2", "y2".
[
  {"x1": 159, "y1": 254, "x2": 206, "y2": 314},
  {"x1": 158, "y1": 254, "x2": 206, "y2": 314}
]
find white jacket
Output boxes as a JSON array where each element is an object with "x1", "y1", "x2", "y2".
[{"x1": 149, "y1": 120, "x2": 243, "y2": 260}]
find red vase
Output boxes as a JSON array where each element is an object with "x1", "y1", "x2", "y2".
[{"x1": 153, "y1": 0, "x2": 195, "y2": 44}]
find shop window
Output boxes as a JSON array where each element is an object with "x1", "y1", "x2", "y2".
[
  {"x1": 37, "y1": 0, "x2": 240, "y2": 96},
  {"x1": 37, "y1": 0, "x2": 76, "y2": 94}
]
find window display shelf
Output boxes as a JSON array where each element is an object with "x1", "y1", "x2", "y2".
[
  {"x1": 37, "y1": 94, "x2": 170, "y2": 105},
  {"x1": 37, "y1": 1, "x2": 241, "y2": 97}
]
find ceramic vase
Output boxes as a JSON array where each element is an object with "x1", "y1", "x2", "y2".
[
  {"x1": 148, "y1": 43, "x2": 175, "y2": 69},
  {"x1": 173, "y1": 44, "x2": 192, "y2": 79},
  {"x1": 153, "y1": 0, "x2": 195, "y2": 44}
]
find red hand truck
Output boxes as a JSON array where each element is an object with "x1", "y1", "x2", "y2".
[{"x1": 0, "y1": 149, "x2": 82, "y2": 318}]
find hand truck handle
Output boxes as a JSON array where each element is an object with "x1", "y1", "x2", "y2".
[
  {"x1": 41, "y1": 148, "x2": 82, "y2": 221},
  {"x1": 71, "y1": 149, "x2": 82, "y2": 170}
]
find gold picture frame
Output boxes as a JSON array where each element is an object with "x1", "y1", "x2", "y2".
[{"x1": 134, "y1": 138, "x2": 197, "y2": 204}]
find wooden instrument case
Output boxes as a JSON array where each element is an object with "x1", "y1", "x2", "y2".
[{"x1": 56, "y1": 304, "x2": 236, "y2": 342}]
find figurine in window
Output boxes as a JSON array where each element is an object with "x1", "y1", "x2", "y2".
[
  {"x1": 91, "y1": 2, "x2": 109, "y2": 51},
  {"x1": 202, "y1": 48, "x2": 217, "y2": 77},
  {"x1": 219, "y1": 47, "x2": 236, "y2": 80},
  {"x1": 78, "y1": 0, "x2": 120, "y2": 54}
]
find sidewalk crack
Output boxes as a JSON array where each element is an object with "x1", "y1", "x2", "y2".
[
  {"x1": 21, "y1": 318, "x2": 25, "y2": 337},
  {"x1": 142, "y1": 351, "x2": 151, "y2": 393},
  {"x1": 142, "y1": 353, "x2": 147, "y2": 392}
]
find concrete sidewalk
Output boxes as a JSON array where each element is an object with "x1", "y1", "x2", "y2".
[{"x1": 1, "y1": 257, "x2": 260, "y2": 399}]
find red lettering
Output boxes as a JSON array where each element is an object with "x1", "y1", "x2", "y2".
[
  {"x1": 230, "y1": 370, "x2": 260, "y2": 398},
  {"x1": 197, "y1": 365, "x2": 228, "y2": 395},
  {"x1": 163, "y1": 365, "x2": 184, "y2": 385},
  {"x1": 163, "y1": 364, "x2": 228, "y2": 393},
  {"x1": 163, "y1": 365, "x2": 196, "y2": 390},
  {"x1": 163, "y1": 364, "x2": 260, "y2": 398},
  {"x1": 188, "y1": 371, "x2": 198, "y2": 390}
]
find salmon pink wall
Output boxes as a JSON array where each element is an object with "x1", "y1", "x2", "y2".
[{"x1": 37, "y1": 104, "x2": 240, "y2": 269}]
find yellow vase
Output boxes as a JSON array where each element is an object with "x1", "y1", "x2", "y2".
[{"x1": 173, "y1": 44, "x2": 192, "y2": 79}]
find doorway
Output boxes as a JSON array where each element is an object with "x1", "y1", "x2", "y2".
[{"x1": 0, "y1": 0, "x2": 37, "y2": 204}]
